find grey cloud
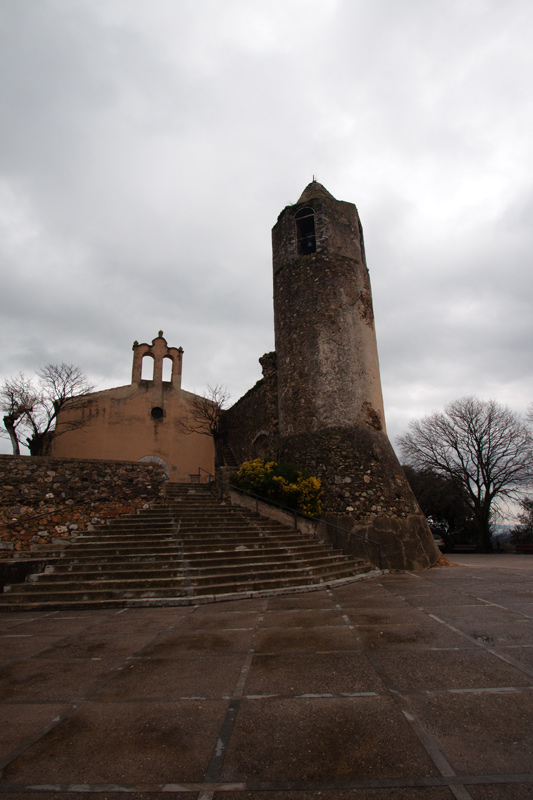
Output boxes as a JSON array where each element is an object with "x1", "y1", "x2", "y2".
[{"x1": 1, "y1": 0, "x2": 532, "y2": 460}]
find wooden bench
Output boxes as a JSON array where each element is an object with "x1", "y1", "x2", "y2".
[
  {"x1": 452, "y1": 544, "x2": 477, "y2": 553},
  {"x1": 515, "y1": 544, "x2": 533, "y2": 554}
]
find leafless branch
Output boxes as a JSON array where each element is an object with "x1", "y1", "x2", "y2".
[
  {"x1": 398, "y1": 396, "x2": 533, "y2": 552},
  {"x1": 1, "y1": 363, "x2": 95, "y2": 455},
  {"x1": 180, "y1": 384, "x2": 231, "y2": 438}
]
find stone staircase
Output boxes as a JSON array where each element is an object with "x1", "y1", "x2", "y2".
[
  {"x1": 221, "y1": 443, "x2": 238, "y2": 467},
  {"x1": 0, "y1": 483, "x2": 377, "y2": 610}
]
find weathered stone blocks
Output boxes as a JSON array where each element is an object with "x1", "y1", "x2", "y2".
[{"x1": 0, "y1": 455, "x2": 166, "y2": 554}]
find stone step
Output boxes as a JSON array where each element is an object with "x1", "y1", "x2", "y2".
[
  {"x1": 1, "y1": 481, "x2": 377, "y2": 609},
  {"x1": 9, "y1": 575, "x2": 188, "y2": 592},
  {"x1": 70, "y1": 531, "x2": 288, "y2": 545},
  {"x1": 29, "y1": 553, "x2": 357, "y2": 584},
  {"x1": 64, "y1": 533, "x2": 324, "y2": 550},
  {"x1": 189, "y1": 563, "x2": 365, "y2": 587},
  {"x1": 99, "y1": 527, "x2": 177, "y2": 535},
  {"x1": 125, "y1": 518, "x2": 178, "y2": 523},
  {"x1": 3, "y1": 564, "x2": 369, "y2": 600},
  {"x1": 183, "y1": 550, "x2": 346, "y2": 566},
  {"x1": 102, "y1": 522, "x2": 176, "y2": 530},
  {"x1": 41, "y1": 545, "x2": 332, "y2": 571},
  {"x1": 194, "y1": 566, "x2": 372, "y2": 594},
  {"x1": 1, "y1": 585, "x2": 190, "y2": 602},
  {"x1": 107, "y1": 520, "x2": 280, "y2": 530},
  {"x1": 39, "y1": 565, "x2": 189, "y2": 578},
  {"x1": 46, "y1": 553, "x2": 186, "y2": 566},
  {"x1": 54, "y1": 541, "x2": 182, "y2": 553},
  {"x1": 71, "y1": 534, "x2": 179, "y2": 545},
  {"x1": 108, "y1": 512, "x2": 176, "y2": 519},
  {"x1": 1, "y1": 565, "x2": 372, "y2": 606},
  {"x1": 54, "y1": 537, "x2": 320, "y2": 555},
  {"x1": 33, "y1": 548, "x2": 339, "y2": 573},
  {"x1": 43, "y1": 538, "x2": 322, "y2": 558},
  {"x1": 16, "y1": 540, "x2": 345, "y2": 564}
]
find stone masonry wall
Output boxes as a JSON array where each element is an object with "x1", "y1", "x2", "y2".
[
  {"x1": 223, "y1": 381, "x2": 270, "y2": 465},
  {"x1": 223, "y1": 352, "x2": 279, "y2": 466},
  {"x1": 278, "y1": 426, "x2": 419, "y2": 523},
  {"x1": 278, "y1": 426, "x2": 439, "y2": 570},
  {"x1": 0, "y1": 455, "x2": 167, "y2": 556}
]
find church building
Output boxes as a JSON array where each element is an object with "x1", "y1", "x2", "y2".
[{"x1": 50, "y1": 332, "x2": 214, "y2": 482}]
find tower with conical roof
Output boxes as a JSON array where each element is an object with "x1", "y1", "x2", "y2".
[{"x1": 271, "y1": 181, "x2": 438, "y2": 570}]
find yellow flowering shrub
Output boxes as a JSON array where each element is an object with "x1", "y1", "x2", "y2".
[{"x1": 234, "y1": 458, "x2": 322, "y2": 517}]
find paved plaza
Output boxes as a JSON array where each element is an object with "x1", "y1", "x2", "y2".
[{"x1": 0, "y1": 555, "x2": 532, "y2": 799}]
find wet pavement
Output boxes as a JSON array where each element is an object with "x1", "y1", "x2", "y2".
[{"x1": 0, "y1": 557, "x2": 532, "y2": 799}]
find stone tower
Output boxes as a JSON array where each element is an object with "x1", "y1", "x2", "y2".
[
  {"x1": 272, "y1": 181, "x2": 439, "y2": 570},
  {"x1": 273, "y1": 181, "x2": 385, "y2": 437}
]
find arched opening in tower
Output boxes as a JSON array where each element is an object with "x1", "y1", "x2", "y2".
[
  {"x1": 162, "y1": 356, "x2": 173, "y2": 383},
  {"x1": 141, "y1": 354, "x2": 155, "y2": 381},
  {"x1": 295, "y1": 207, "x2": 316, "y2": 255}
]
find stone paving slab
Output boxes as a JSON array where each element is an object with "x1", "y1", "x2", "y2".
[
  {"x1": 253, "y1": 626, "x2": 359, "y2": 654},
  {"x1": 0, "y1": 704, "x2": 68, "y2": 764},
  {"x1": 33, "y1": 630, "x2": 160, "y2": 660},
  {"x1": 1, "y1": 560, "x2": 533, "y2": 799},
  {"x1": 7, "y1": 795, "x2": 200, "y2": 800},
  {"x1": 259, "y1": 609, "x2": 346, "y2": 628},
  {"x1": 6, "y1": 795, "x2": 199, "y2": 800},
  {"x1": 497, "y1": 645, "x2": 533, "y2": 668},
  {"x1": 92, "y1": 655, "x2": 246, "y2": 701},
  {"x1": 142, "y1": 629, "x2": 254, "y2": 657},
  {"x1": 0, "y1": 657, "x2": 125, "y2": 702},
  {"x1": 345, "y1": 606, "x2": 429, "y2": 625},
  {"x1": 245, "y1": 652, "x2": 385, "y2": 696},
  {"x1": 3, "y1": 615, "x2": 111, "y2": 636},
  {"x1": 263, "y1": 594, "x2": 338, "y2": 610},
  {"x1": 420, "y1": 606, "x2": 527, "y2": 625},
  {"x1": 215, "y1": 790, "x2": 457, "y2": 799},
  {"x1": 353, "y1": 621, "x2": 477, "y2": 650},
  {"x1": 1, "y1": 700, "x2": 228, "y2": 785},
  {"x1": 408, "y1": 691, "x2": 533, "y2": 775},
  {"x1": 220, "y1": 696, "x2": 440, "y2": 782},
  {"x1": 370, "y1": 648, "x2": 532, "y2": 691},
  {"x1": 467, "y1": 785, "x2": 533, "y2": 799},
  {"x1": 0, "y1": 635, "x2": 66, "y2": 661},
  {"x1": 395, "y1": 594, "x2": 492, "y2": 607},
  {"x1": 175, "y1": 611, "x2": 261, "y2": 631}
]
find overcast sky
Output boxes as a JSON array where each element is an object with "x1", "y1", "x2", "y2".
[{"x1": 1, "y1": 0, "x2": 532, "y2": 457}]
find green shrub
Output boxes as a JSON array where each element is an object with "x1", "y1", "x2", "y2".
[{"x1": 234, "y1": 458, "x2": 322, "y2": 517}]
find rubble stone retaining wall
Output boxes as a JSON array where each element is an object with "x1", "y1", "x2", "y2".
[{"x1": 0, "y1": 455, "x2": 167, "y2": 555}]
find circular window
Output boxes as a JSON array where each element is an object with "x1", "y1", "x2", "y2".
[{"x1": 151, "y1": 406, "x2": 164, "y2": 420}]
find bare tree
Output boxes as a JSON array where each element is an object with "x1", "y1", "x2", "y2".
[
  {"x1": 510, "y1": 496, "x2": 533, "y2": 545},
  {"x1": 180, "y1": 385, "x2": 231, "y2": 467},
  {"x1": 1, "y1": 363, "x2": 94, "y2": 456},
  {"x1": 398, "y1": 397, "x2": 533, "y2": 553},
  {"x1": 403, "y1": 464, "x2": 473, "y2": 543},
  {"x1": 1, "y1": 374, "x2": 39, "y2": 456}
]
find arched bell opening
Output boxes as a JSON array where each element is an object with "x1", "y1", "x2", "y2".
[
  {"x1": 295, "y1": 206, "x2": 316, "y2": 255},
  {"x1": 141, "y1": 354, "x2": 155, "y2": 381}
]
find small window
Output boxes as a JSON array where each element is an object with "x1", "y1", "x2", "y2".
[
  {"x1": 151, "y1": 406, "x2": 164, "y2": 420},
  {"x1": 295, "y1": 206, "x2": 316, "y2": 254}
]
